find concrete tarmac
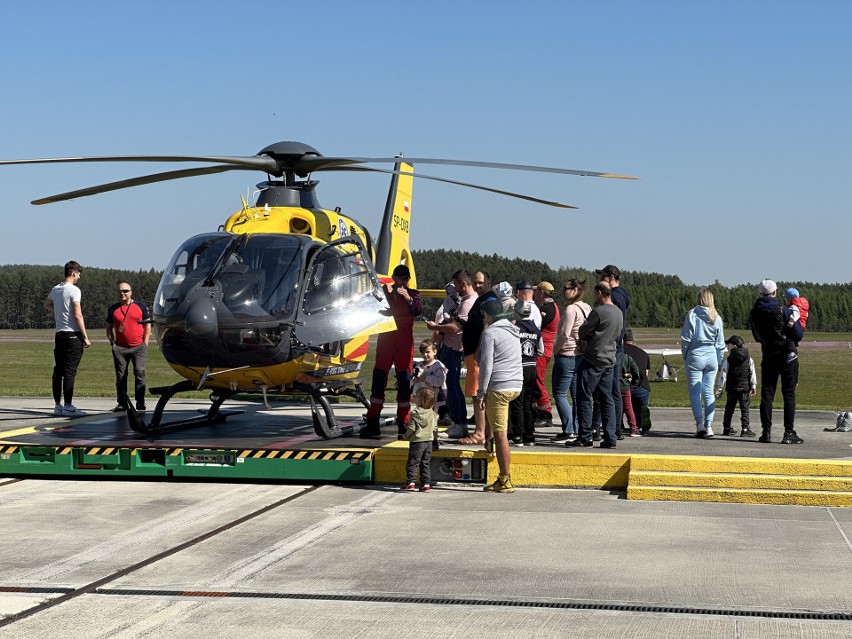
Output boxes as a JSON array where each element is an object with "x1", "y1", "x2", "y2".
[
  {"x1": 0, "y1": 481, "x2": 851, "y2": 638},
  {"x1": 1, "y1": 397, "x2": 852, "y2": 637}
]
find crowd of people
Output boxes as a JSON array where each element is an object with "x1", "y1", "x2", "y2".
[
  {"x1": 396, "y1": 266, "x2": 810, "y2": 493},
  {"x1": 44, "y1": 259, "x2": 809, "y2": 495}
]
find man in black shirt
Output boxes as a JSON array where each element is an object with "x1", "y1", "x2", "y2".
[
  {"x1": 749, "y1": 279, "x2": 802, "y2": 444},
  {"x1": 459, "y1": 271, "x2": 497, "y2": 444}
]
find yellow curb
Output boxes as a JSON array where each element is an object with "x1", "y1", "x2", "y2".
[
  {"x1": 375, "y1": 445, "x2": 852, "y2": 506},
  {"x1": 627, "y1": 485, "x2": 852, "y2": 507}
]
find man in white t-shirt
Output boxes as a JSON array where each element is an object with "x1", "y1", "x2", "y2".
[{"x1": 44, "y1": 260, "x2": 91, "y2": 417}]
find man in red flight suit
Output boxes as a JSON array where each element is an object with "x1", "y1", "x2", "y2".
[
  {"x1": 533, "y1": 281, "x2": 560, "y2": 425},
  {"x1": 361, "y1": 264, "x2": 423, "y2": 439}
]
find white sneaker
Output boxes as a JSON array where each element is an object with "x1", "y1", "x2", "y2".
[
  {"x1": 62, "y1": 404, "x2": 87, "y2": 417},
  {"x1": 53, "y1": 404, "x2": 63, "y2": 416},
  {"x1": 704, "y1": 426, "x2": 714, "y2": 438}
]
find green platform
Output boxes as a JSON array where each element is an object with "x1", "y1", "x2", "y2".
[{"x1": 0, "y1": 443, "x2": 374, "y2": 481}]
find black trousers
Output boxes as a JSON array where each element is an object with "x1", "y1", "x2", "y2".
[
  {"x1": 52, "y1": 331, "x2": 84, "y2": 405},
  {"x1": 406, "y1": 441, "x2": 432, "y2": 484},
  {"x1": 759, "y1": 353, "x2": 798, "y2": 434},
  {"x1": 722, "y1": 390, "x2": 750, "y2": 430},
  {"x1": 509, "y1": 366, "x2": 537, "y2": 442}
]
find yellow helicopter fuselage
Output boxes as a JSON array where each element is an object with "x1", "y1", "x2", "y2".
[{"x1": 156, "y1": 164, "x2": 415, "y2": 396}]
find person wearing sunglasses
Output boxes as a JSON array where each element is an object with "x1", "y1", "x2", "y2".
[{"x1": 105, "y1": 282, "x2": 151, "y2": 412}]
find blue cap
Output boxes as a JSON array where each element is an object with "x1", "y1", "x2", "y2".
[{"x1": 784, "y1": 287, "x2": 800, "y2": 300}]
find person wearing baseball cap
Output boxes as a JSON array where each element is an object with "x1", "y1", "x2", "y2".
[
  {"x1": 748, "y1": 278, "x2": 802, "y2": 444},
  {"x1": 596, "y1": 265, "x2": 630, "y2": 439},
  {"x1": 782, "y1": 287, "x2": 809, "y2": 364},
  {"x1": 514, "y1": 280, "x2": 542, "y2": 328},
  {"x1": 478, "y1": 297, "x2": 523, "y2": 492},
  {"x1": 715, "y1": 334, "x2": 757, "y2": 438}
]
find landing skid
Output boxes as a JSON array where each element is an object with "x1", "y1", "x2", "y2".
[
  {"x1": 125, "y1": 382, "x2": 240, "y2": 436},
  {"x1": 125, "y1": 380, "x2": 368, "y2": 440}
]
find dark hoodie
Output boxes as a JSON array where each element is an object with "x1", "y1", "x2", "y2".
[
  {"x1": 725, "y1": 346, "x2": 753, "y2": 392},
  {"x1": 749, "y1": 296, "x2": 790, "y2": 356},
  {"x1": 611, "y1": 286, "x2": 630, "y2": 345}
]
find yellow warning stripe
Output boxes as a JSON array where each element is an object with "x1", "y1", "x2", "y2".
[{"x1": 0, "y1": 444, "x2": 372, "y2": 461}]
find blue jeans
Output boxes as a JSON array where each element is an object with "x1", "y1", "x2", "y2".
[
  {"x1": 630, "y1": 386, "x2": 650, "y2": 432},
  {"x1": 439, "y1": 344, "x2": 465, "y2": 424},
  {"x1": 552, "y1": 354, "x2": 579, "y2": 434},
  {"x1": 576, "y1": 359, "x2": 616, "y2": 445},
  {"x1": 685, "y1": 349, "x2": 719, "y2": 429}
]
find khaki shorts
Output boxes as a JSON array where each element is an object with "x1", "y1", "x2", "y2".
[
  {"x1": 464, "y1": 354, "x2": 479, "y2": 397},
  {"x1": 485, "y1": 390, "x2": 520, "y2": 433}
]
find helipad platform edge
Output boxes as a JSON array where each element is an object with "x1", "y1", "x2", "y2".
[{"x1": 0, "y1": 443, "x2": 374, "y2": 482}]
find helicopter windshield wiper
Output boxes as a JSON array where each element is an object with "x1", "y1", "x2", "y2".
[{"x1": 204, "y1": 235, "x2": 247, "y2": 286}]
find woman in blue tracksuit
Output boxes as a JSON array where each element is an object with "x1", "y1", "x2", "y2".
[{"x1": 680, "y1": 288, "x2": 726, "y2": 438}]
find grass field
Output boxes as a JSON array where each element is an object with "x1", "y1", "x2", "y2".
[{"x1": 1, "y1": 327, "x2": 850, "y2": 411}]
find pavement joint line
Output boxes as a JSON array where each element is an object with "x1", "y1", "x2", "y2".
[
  {"x1": 89, "y1": 589, "x2": 852, "y2": 620},
  {"x1": 826, "y1": 507, "x2": 852, "y2": 553},
  {"x1": 0, "y1": 485, "x2": 321, "y2": 629}
]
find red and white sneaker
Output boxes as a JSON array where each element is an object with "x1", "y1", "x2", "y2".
[
  {"x1": 400, "y1": 482, "x2": 416, "y2": 491},
  {"x1": 419, "y1": 484, "x2": 431, "y2": 492}
]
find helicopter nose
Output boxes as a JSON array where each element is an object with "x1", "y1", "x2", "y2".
[{"x1": 185, "y1": 295, "x2": 219, "y2": 341}]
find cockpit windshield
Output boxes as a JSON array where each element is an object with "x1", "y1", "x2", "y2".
[{"x1": 155, "y1": 232, "x2": 304, "y2": 322}]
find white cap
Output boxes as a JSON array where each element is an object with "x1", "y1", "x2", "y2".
[
  {"x1": 758, "y1": 279, "x2": 777, "y2": 295},
  {"x1": 493, "y1": 281, "x2": 513, "y2": 299}
]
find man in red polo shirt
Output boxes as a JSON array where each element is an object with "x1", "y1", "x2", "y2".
[{"x1": 105, "y1": 281, "x2": 151, "y2": 411}]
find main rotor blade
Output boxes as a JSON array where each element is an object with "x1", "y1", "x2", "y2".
[
  {"x1": 328, "y1": 166, "x2": 577, "y2": 209},
  {"x1": 31, "y1": 165, "x2": 254, "y2": 205},
  {"x1": 0, "y1": 154, "x2": 279, "y2": 172},
  {"x1": 302, "y1": 156, "x2": 638, "y2": 180}
]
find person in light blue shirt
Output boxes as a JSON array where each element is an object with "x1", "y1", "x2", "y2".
[{"x1": 680, "y1": 288, "x2": 726, "y2": 438}]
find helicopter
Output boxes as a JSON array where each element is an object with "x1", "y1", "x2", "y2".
[{"x1": 1, "y1": 141, "x2": 636, "y2": 439}]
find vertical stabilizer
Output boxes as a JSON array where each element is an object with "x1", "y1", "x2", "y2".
[{"x1": 374, "y1": 159, "x2": 417, "y2": 286}]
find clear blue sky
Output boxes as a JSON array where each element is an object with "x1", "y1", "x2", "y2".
[{"x1": 1, "y1": 1, "x2": 850, "y2": 286}]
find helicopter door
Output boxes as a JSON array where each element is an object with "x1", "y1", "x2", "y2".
[{"x1": 294, "y1": 236, "x2": 393, "y2": 348}]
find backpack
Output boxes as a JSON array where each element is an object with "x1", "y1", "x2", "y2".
[{"x1": 827, "y1": 411, "x2": 852, "y2": 432}]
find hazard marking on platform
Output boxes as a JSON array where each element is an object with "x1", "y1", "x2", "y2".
[{"x1": 0, "y1": 444, "x2": 372, "y2": 462}]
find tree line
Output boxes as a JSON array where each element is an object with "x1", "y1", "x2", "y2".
[
  {"x1": 2, "y1": 256, "x2": 851, "y2": 332},
  {"x1": 0, "y1": 265, "x2": 162, "y2": 330},
  {"x1": 411, "y1": 249, "x2": 852, "y2": 332}
]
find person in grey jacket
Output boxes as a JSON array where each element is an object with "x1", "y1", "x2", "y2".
[
  {"x1": 567, "y1": 282, "x2": 624, "y2": 449},
  {"x1": 477, "y1": 298, "x2": 523, "y2": 493}
]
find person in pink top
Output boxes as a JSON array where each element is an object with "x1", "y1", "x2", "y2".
[{"x1": 550, "y1": 279, "x2": 592, "y2": 443}]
